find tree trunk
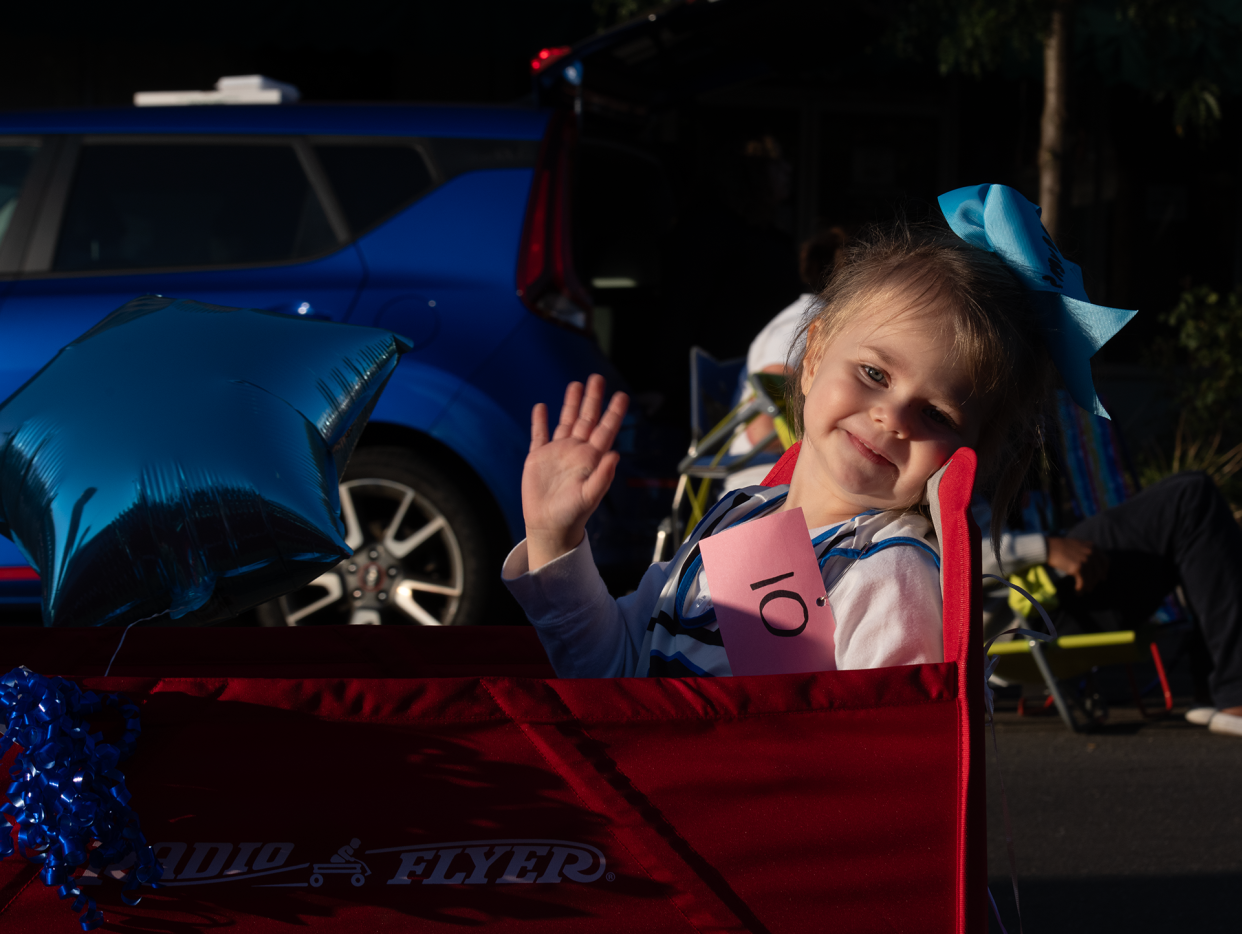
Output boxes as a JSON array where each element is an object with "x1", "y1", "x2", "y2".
[{"x1": 1039, "y1": 3, "x2": 1069, "y2": 240}]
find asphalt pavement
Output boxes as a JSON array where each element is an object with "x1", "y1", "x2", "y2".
[{"x1": 986, "y1": 661, "x2": 1242, "y2": 934}]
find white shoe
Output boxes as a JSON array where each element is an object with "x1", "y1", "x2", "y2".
[
  {"x1": 1186, "y1": 706, "x2": 1217, "y2": 726},
  {"x1": 1208, "y1": 711, "x2": 1242, "y2": 737}
]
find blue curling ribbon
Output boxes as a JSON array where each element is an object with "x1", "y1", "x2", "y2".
[{"x1": 0, "y1": 668, "x2": 162, "y2": 930}]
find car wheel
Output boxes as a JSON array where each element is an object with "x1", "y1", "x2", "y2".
[{"x1": 256, "y1": 447, "x2": 492, "y2": 627}]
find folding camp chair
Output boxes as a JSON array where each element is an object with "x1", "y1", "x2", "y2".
[
  {"x1": 0, "y1": 443, "x2": 988, "y2": 933},
  {"x1": 986, "y1": 392, "x2": 1184, "y2": 732},
  {"x1": 653, "y1": 346, "x2": 791, "y2": 562}
]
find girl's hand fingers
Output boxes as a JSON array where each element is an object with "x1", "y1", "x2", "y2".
[
  {"x1": 553, "y1": 381, "x2": 584, "y2": 441},
  {"x1": 582, "y1": 450, "x2": 621, "y2": 507},
  {"x1": 589, "y1": 391, "x2": 629, "y2": 452},
  {"x1": 571, "y1": 374, "x2": 607, "y2": 441},
  {"x1": 530, "y1": 402, "x2": 549, "y2": 451}
]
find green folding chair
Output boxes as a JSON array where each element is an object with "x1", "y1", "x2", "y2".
[
  {"x1": 988, "y1": 628, "x2": 1175, "y2": 731},
  {"x1": 652, "y1": 347, "x2": 790, "y2": 563},
  {"x1": 985, "y1": 392, "x2": 1184, "y2": 731}
]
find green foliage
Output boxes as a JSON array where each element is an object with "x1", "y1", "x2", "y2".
[
  {"x1": 1078, "y1": 0, "x2": 1242, "y2": 137},
  {"x1": 1158, "y1": 286, "x2": 1242, "y2": 438},
  {"x1": 889, "y1": 0, "x2": 1242, "y2": 138},
  {"x1": 1143, "y1": 287, "x2": 1242, "y2": 510},
  {"x1": 1173, "y1": 78, "x2": 1222, "y2": 138},
  {"x1": 889, "y1": 0, "x2": 1051, "y2": 77},
  {"x1": 1137, "y1": 414, "x2": 1242, "y2": 515}
]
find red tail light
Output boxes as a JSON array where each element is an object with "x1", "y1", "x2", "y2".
[
  {"x1": 530, "y1": 47, "x2": 571, "y2": 73},
  {"x1": 516, "y1": 109, "x2": 592, "y2": 332}
]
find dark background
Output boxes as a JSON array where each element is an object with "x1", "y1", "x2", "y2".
[
  {"x1": 7, "y1": 1, "x2": 1238, "y2": 349},
  {"x1": 5, "y1": 0, "x2": 1240, "y2": 460}
]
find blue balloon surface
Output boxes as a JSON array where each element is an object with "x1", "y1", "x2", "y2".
[{"x1": 0, "y1": 296, "x2": 412, "y2": 627}]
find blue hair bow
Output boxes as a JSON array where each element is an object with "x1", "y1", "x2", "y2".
[{"x1": 938, "y1": 184, "x2": 1137, "y2": 418}]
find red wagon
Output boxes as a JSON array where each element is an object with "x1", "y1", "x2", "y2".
[{"x1": 0, "y1": 448, "x2": 986, "y2": 933}]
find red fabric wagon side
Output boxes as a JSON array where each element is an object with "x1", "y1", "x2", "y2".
[{"x1": 0, "y1": 446, "x2": 985, "y2": 933}]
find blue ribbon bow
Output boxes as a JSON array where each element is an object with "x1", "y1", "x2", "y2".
[
  {"x1": 0, "y1": 668, "x2": 162, "y2": 930},
  {"x1": 938, "y1": 184, "x2": 1137, "y2": 418}
]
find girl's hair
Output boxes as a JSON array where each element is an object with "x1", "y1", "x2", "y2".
[{"x1": 785, "y1": 218, "x2": 1056, "y2": 548}]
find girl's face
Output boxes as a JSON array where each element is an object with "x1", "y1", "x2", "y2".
[{"x1": 790, "y1": 300, "x2": 984, "y2": 527}]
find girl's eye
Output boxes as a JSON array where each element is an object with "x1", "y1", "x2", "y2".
[
  {"x1": 862, "y1": 365, "x2": 885, "y2": 383},
  {"x1": 925, "y1": 407, "x2": 955, "y2": 429}
]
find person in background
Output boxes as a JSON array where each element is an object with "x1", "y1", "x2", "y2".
[
  {"x1": 975, "y1": 473, "x2": 1242, "y2": 737},
  {"x1": 724, "y1": 226, "x2": 849, "y2": 489}
]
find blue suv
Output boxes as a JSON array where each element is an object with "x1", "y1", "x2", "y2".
[{"x1": 0, "y1": 102, "x2": 624, "y2": 626}]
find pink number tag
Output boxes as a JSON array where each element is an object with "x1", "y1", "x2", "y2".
[{"x1": 699, "y1": 506, "x2": 837, "y2": 676}]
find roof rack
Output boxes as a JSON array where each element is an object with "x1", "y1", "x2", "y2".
[{"x1": 134, "y1": 75, "x2": 301, "y2": 107}]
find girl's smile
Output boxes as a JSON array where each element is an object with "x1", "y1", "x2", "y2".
[
  {"x1": 844, "y1": 428, "x2": 895, "y2": 468},
  {"x1": 785, "y1": 301, "x2": 985, "y2": 529}
]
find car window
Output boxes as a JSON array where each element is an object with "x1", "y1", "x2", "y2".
[
  {"x1": 0, "y1": 142, "x2": 39, "y2": 251},
  {"x1": 313, "y1": 144, "x2": 434, "y2": 234},
  {"x1": 422, "y1": 138, "x2": 539, "y2": 179},
  {"x1": 53, "y1": 144, "x2": 337, "y2": 272}
]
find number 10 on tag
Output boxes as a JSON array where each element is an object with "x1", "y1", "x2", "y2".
[{"x1": 699, "y1": 506, "x2": 837, "y2": 676}]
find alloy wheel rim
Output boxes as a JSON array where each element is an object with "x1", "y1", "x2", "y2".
[{"x1": 276, "y1": 478, "x2": 465, "y2": 626}]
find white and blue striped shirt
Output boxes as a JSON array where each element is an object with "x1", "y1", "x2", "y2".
[{"x1": 503, "y1": 485, "x2": 944, "y2": 678}]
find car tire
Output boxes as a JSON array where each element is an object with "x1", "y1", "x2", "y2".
[{"x1": 256, "y1": 446, "x2": 493, "y2": 627}]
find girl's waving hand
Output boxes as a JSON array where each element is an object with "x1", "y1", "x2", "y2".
[{"x1": 523, "y1": 374, "x2": 629, "y2": 571}]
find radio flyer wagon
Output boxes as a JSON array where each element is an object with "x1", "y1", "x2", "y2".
[{"x1": 0, "y1": 445, "x2": 987, "y2": 933}]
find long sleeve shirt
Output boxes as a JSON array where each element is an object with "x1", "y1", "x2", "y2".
[
  {"x1": 970, "y1": 498, "x2": 1049, "y2": 579},
  {"x1": 502, "y1": 487, "x2": 944, "y2": 678}
]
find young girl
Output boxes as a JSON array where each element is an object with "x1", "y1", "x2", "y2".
[{"x1": 503, "y1": 185, "x2": 1128, "y2": 678}]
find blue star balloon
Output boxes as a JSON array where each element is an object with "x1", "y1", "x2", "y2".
[{"x1": 0, "y1": 296, "x2": 412, "y2": 627}]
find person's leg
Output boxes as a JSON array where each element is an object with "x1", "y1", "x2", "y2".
[
  {"x1": 1066, "y1": 471, "x2": 1242, "y2": 710},
  {"x1": 1056, "y1": 481, "x2": 1182, "y2": 633}
]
